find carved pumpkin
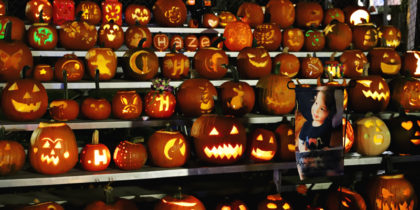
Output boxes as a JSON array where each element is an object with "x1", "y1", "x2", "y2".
[
  {"x1": 218, "y1": 11, "x2": 236, "y2": 28},
  {"x1": 59, "y1": 19, "x2": 97, "y2": 50},
  {"x1": 352, "y1": 24, "x2": 378, "y2": 51},
  {"x1": 273, "y1": 47, "x2": 300, "y2": 78},
  {"x1": 85, "y1": 185, "x2": 138, "y2": 210},
  {"x1": 300, "y1": 54, "x2": 323, "y2": 78},
  {"x1": 81, "y1": 98, "x2": 111, "y2": 120},
  {"x1": 85, "y1": 47, "x2": 117, "y2": 81},
  {"x1": 355, "y1": 116, "x2": 390, "y2": 156},
  {"x1": 75, "y1": 0, "x2": 101, "y2": 25},
  {"x1": 52, "y1": 0, "x2": 75, "y2": 26},
  {"x1": 55, "y1": 54, "x2": 85, "y2": 82},
  {"x1": 125, "y1": 24, "x2": 152, "y2": 49},
  {"x1": 388, "y1": 114, "x2": 420, "y2": 154},
  {"x1": 98, "y1": 21, "x2": 124, "y2": 50},
  {"x1": 184, "y1": 34, "x2": 198, "y2": 51},
  {"x1": 203, "y1": 13, "x2": 219, "y2": 28},
  {"x1": 177, "y1": 78, "x2": 217, "y2": 117},
  {"x1": 155, "y1": 191, "x2": 205, "y2": 210},
  {"x1": 25, "y1": 0, "x2": 53, "y2": 23},
  {"x1": 122, "y1": 39, "x2": 159, "y2": 81},
  {"x1": 326, "y1": 187, "x2": 367, "y2": 210},
  {"x1": 194, "y1": 46, "x2": 228, "y2": 79},
  {"x1": 0, "y1": 140, "x2": 25, "y2": 176},
  {"x1": 80, "y1": 130, "x2": 111, "y2": 171},
  {"x1": 33, "y1": 64, "x2": 53, "y2": 81},
  {"x1": 282, "y1": 28, "x2": 304, "y2": 52},
  {"x1": 162, "y1": 49, "x2": 190, "y2": 80},
  {"x1": 144, "y1": 89, "x2": 176, "y2": 119},
  {"x1": 323, "y1": 7, "x2": 345, "y2": 26},
  {"x1": 343, "y1": 6, "x2": 370, "y2": 26},
  {"x1": 49, "y1": 99, "x2": 79, "y2": 121},
  {"x1": 266, "y1": 0, "x2": 295, "y2": 29},
  {"x1": 237, "y1": 46, "x2": 272, "y2": 79},
  {"x1": 125, "y1": 4, "x2": 151, "y2": 26},
  {"x1": 324, "y1": 21, "x2": 352, "y2": 51},
  {"x1": 275, "y1": 123, "x2": 295, "y2": 161},
  {"x1": 113, "y1": 139, "x2": 147, "y2": 170},
  {"x1": 216, "y1": 199, "x2": 248, "y2": 210},
  {"x1": 257, "y1": 194, "x2": 293, "y2": 210},
  {"x1": 295, "y1": 2, "x2": 324, "y2": 28},
  {"x1": 148, "y1": 130, "x2": 189, "y2": 168},
  {"x1": 253, "y1": 23, "x2": 282, "y2": 51},
  {"x1": 170, "y1": 35, "x2": 184, "y2": 51},
  {"x1": 324, "y1": 54, "x2": 344, "y2": 79},
  {"x1": 1, "y1": 79, "x2": 48, "y2": 121},
  {"x1": 153, "y1": 33, "x2": 169, "y2": 51},
  {"x1": 329, "y1": 118, "x2": 355, "y2": 153},
  {"x1": 112, "y1": 90, "x2": 142, "y2": 119},
  {"x1": 153, "y1": 0, "x2": 187, "y2": 27},
  {"x1": 366, "y1": 174, "x2": 417, "y2": 210},
  {"x1": 29, "y1": 122, "x2": 78, "y2": 175},
  {"x1": 0, "y1": 16, "x2": 25, "y2": 41},
  {"x1": 27, "y1": 21, "x2": 58, "y2": 50},
  {"x1": 198, "y1": 35, "x2": 211, "y2": 49},
  {"x1": 20, "y1": 201, "x2": 64, "y2": 210},
  {"x1": 101, "y1": 0, "x2": 122, "y2": 25},
  {"x1": 236, "y1": 2, "x2": 263, "y2": 28},
  {"x1": 378, "y1": 25, "x2": 401, "y2": 48},
  {"x1": 369, "y1": 47, "x2": 401, "y2": 76},
  {"x1": 224, "y1": 20, "x2": 253, "y2": 51},
  {"x1": 304, "y1": 29, "x2": 325, "y2": 51},
  {"x1": 403, "y1": 51, "x2": 420, "y2": 78},
  {"x1": 389, "y1": 77, "x2": 420, "y2": 112},
  {"x1": 339, "y1": 50, "x2": 368, "y2": 78},
  {"x1": 191, "y1": 114, "x2": 246, "y2": 164},
  {"x1": 0, "y1": 0, "x2": 4, "y2": 17},
  {"x1": 188, "y1": 18, "x2": 199, "y2": 28},
  {"x1": 248, "y1": 128, "x2": 277, "y2": 162}
]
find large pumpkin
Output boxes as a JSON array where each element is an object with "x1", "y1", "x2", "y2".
[
  {"x1": 1, "y1": 78, "x2": 48, "y2": 121},
  {"x1": 85, "y1": 47, "x2": 117, "y2": 81},
  {"x1": 355, "y1": 116, "x2": 390, "y2": 156},
  {"x1": 59, "y1": 19, "x2": 97, "y2": 50},
  {"x1": 257, "y1": 194, "x2": 293, "y2": 210},
  {"x1": 148, "y1": 130, "x2": 189, "y2": 168},
  {"x1": 122, "y1": 39, "x2": 159, "y2": 81},
  {"x1": 389, "y1": 77, "x2": 420, "y2": 112},
  {"x1": 223, "y1": 20, "x2": 253, "y2": 51},
  {"x1": 55, "y1": 53, "x2": 85, "y2": 82},
  {"x1": 0, "y1": 140, "x2": 25, "y2": 176},
  {"x1": 124, "y1": 24, "x2": 152, "y2": 49},
  {"x1": 248, "y1": 128, "x2": 277, "y2": 162},
  {"x1": 253, "y1": 23, "x2": 282, "y2": 51},
  {"x1": 325, "y1": 187, "x2": 367, "y2": 210},
  {"x1": 194, "y1": 46, "x2": 228, "y2": 79},
  {"x1": 295, "y1": 2, "x2": 324, "y2": 28},
  {"x1": 236, "y1": 2, "x2": 263, "y2": 28},
  {"x1": 324, "y1": 21, "x2": 352, "y2": 51},
  {"x1": 112, "y1": 90, "x2": 142, "y2": 120},
  {"x1": 403, "y1": 51, "x2": 420, "y2": 78},
  {"x1": 275, "y1": 123, "x2": 296, "y2": 161},
  {"x1": 176, "y1": 78, "x2": 217, "y2": 117},
  {"x1": 113, "y1": 139, "x2": 147, "y2": 170},
  {"x1": 352, "y1": 24, "x2": 378, "y2": 51},
  {"x1": 79, "y1": 130, "x2": 111, "y2": 172},
  {"x1": 220, "y1": 74, "x2": 255, "y2": 117},
  {"x1": 282, "y1": 28, "x2": 304, "y2": 52},
  {"x1": 152, "y1": 0, "x2": 187, "y2": 27},
  {"x1": 378, "y1": 25, "x2": 401, "y2": 48},
  {"x1": 27, "y1": 20, "x2": 58, "y2": 50},
  {"x1": 25, "y1": 0, "x2": 53, "y2": 23},
  {"x1": 273, "y1": 47, "x2": 300, "y2": 78},
  {"x1": 388, "y1": 114, "x2": 420, "y2": 155},
  {"x1": 339, "y1": 50, "x2": 368, "y2": 78},
  {"x1": 368, "y1": 47, "x2": 401, "y2": 77},
  {"x1": 237, "y1": 46, "x2": 272, "y2": 79},
  {"x1": 265, "y1": 0, "x2": 295, "y2": 29},
  {"x1": 191, "y1": 114, "x2": 247, "y2": 164},
  {"x1": 98, "y1": 21, "x2": 124, "y2": 50},
  {"x1": 29, "y1": 122, "x2": 78, "y2": 175},
  {"x1": 75, "y1": 0, "x2": 101, "y2": 25},
  {"x1": 125, "y1": 4, "x2": 151, "y2": 26}
]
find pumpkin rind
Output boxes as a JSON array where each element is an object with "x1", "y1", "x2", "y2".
[
  {"x1": 176, "y1": 78, "x2": 217, "y2": 117},
  {"x1": 148, "y1": 130, "x2": 189, "y2": 168},
  {"x1": 0, "y1": 140, "x2": 26, "y2": 176},
  {"x1": 113, "y1": 140, "x2": 147, "y2": 170}
]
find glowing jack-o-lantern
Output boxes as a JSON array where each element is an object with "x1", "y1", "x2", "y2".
[
  {"x1": 369, "y1": 48, "x2": 401, "y2": 76},
  {"x1": 224, "y1": 20, "x2": 253, "y2": 51},
  {"x1": 170, "y1": 35, "x2": 185, "y2": 51},
  {"x1": 98, "y1": 21, "x2": 124, "y2": 50},
  {"x1": 177, "y1": 78, "x2": 217, "y2": 117},
  {"x1": 0, "y1": 140, "x2": 26, "y2": 176},
  {"x1": 216, "y1": 199, "x2": 248, "y2": 210},
  {"x1": 237, "y1": 46, "x2": 272, "y2": 79},
  {"x1": 324, "y1": 21, "x2": 352, "y2": 51},
  {"x1": 378, "y1": 25, "x2": 401, "y2": 48},
  {"x1": 59, "y1": 19, "x2": 97, "y2": 50},
  {"x1": 55, "y1": 54, "x2": 85, "y2": 82},
  {"x1": 113, "y1": 139, "x2": 147, "y2": 170},
  {"x1": 85, "y1": 48, "x2": 117, "y2": 81},
  {"x1": 390, "y1": 77, "x2": 420, "y2": 112},
  {"x1": 33, "y1": 64, "x2": 53, "y2": 82},
  {"x1": 220, "y1": 77, "x2": 255, "y2": 117},
  {"x1": 152, "y1": 0, "x2": 187, "y2": 27},
  {"x1": 155, "y1": 191, "x2": 206, "y2": 210},
  {"x1": 257, "y1": 194, "x2": 293, "y2": 210},
  {"x1": 25, "y1": 0, "x2": 53, "y2": 23},
  {"x1": 326, "y1": 187, "x2": 367, "y2": 210},
  {"x1": 144, "y1": 90, "x2": 176, "y2": 119},
  {"x1": 112, "y1": 90, "x2": 142, "y2": 119},
  {"x1": 52, "y1": 0, "x2": 74, "y2": 26},
  {"x1": 125, "y1": 24, "x2": 152, "y2": 49},
  {"x1": 367, "y1": 174, "x2": 417, "y2": 210},
  {"x1": 81, "y1": 98, "x2": 111, "y2": 120},
  {"x1": 283, "y1": 28, "x2": 304, "y2": 52},
  {"x1": 162, "y1": 50, "x2": 190, "y2": 80},
  {"x1": 75, "y1": 1, "x2": 101, "y2": 25},
  {"x1": 191, "y1": 115, "x2": 247, "y2": 164},
  {"x1": 218, "y1": 11, "x2": 236, "y2": 27},
  {"x1": 248, "y1": 128, "x2": 277, "y2": 162},
  {"x1": 403, "y1": 51, "x2": 420, "y2": 78},
  {"x1": 29, "y1": 122, "x2": 78, "y2": 175},
  {"x1": 194, "y1": 46, "x2": 228, "y2": 79},
  {"x1": 0, "y1": 0, "x2": 4, "y2": 17},
  {"x1": 125, "y1": 4, "x2": 151, "y2": 26},
  {"x1": 148, "y1": 130, "x2": 189, "y2": 168},
  {"x1": 122, "y1": 40, "x2": 159, "y2": 81},
  {"x1": 49, "y1": 99, "x2": 79, "y2": 121},
  {"x1": 304, "y1": 29, "x2": 325, "y2": 51},
  {"x1": 339, "y1": 50, "x2": 368, "y2": 78},
  {"x1": 1, "y1": 79, "x2": 48, "y2": 121},
  {"x1": 236, "y1": 2, "x2": 264, "y2": 28},
  {"x1": 355, "y1": 116, "x2": 390, "y2": 156},
  {"x1": 101, "y1": 0, "x2": 122, "y2": 25},
  {"x1": 253, "y1": 23, "x2": 282, "y2": 51},
  {"x1": 388, "y1": 114, "x2": 420, "y2": 154},
  {"x1": 273, "y1": 48, "x2": 300, "y2": 78},
  {"x1": 266, "y1": 0, "x2": 295, "y2": 29},
  {"x1": 27, "y1": 21, "x2": 58, "y2": 50},
  {"x1": 275, "y1": 123, "x2": 296, "y2": 161},
  {"x1": 80, "y1": 130, "x2": 111, "y2": 172},
  {"x1": 323, "y1": 7, "x2": 345, "y2": 26},
  {"x1": 344, "y1": 6, "x2": 370, "y2": 26},
  {"x1": 300, "y1": 54, "x2": 323, "y2": 78},
  {"x1": 295, "y1": 2, "x2": 324, "y2": 28},
  {"x1": 185, "y1": 34, "x2": 198, "y2": 51},
  {"x1": 352, "y1": 24, "x2": 378, "y2": 51}
]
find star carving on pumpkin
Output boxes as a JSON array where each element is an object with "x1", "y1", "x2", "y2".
[{"x1": 91, "y1": 54, "x2": 111, "y2": 76}]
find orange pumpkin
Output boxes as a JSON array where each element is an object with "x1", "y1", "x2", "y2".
[
  {"x1": 124, "y1": 24, "x2": 152, "y2": 49},
  {"x1": 236, "y1": 2, "x2": 263, "y2": 28},
  {"x1": 75, "y1": 0, "x2": 101, "y2": 25},
  {"x1": 248, "y1": 128, "x2": 277, "y2": 162},
  {"x1": 273, "y1": 47, "x2": 300, "y2": 78},
  {"x1": 125, "y1": 4, "x2": 151, "y2": 26},
  {"x1": 112, "y1": 90, "x2": 142, "y2": 120},
  {"x1": 153, "y1": 0, "x2": 187, "y2": 27},
  {"x1": 27, "y1": 20, "x2": 58, "y2": 50},
  {"x1": 339, "y1": 50, "x2": 368, "y2": 78},
  {"x1": 237, "y1": 46, "x2": 272, "y2": 79},
  {"x1": 162, "y1": 49, "x2": 190, "y2": 80},
  {"x1": 169, "y1": 35, "x2": 184, "y2": 51},
  {"x1": 153, "y1": 33, "x2": 169, "y2": 51},
  {"x1": 123, "y1": 39, "x2": 159, "y2": 81},
  {"x1": 275, "y1": 123, "x2": 296, "y2": 161},
  {"x1": 295, "y1": 2, "x2": 324, "y2": 28},
  {"x1": 184, "y1": 34, "x2": 198, "y2": 51},
  {"x1": 113, "y1": 139, "x2": 147, "y2": 170},
  {"x1": 304, "y1": 29, "x2": 325, "y2": 51},
  {"x1": 194, "y1": 46, "x2": 228, "y2": 79},
  {"x1": 59, "y1": 19, "x2": 97, "y2": 50},
  {"x1": 25, "y1": 0, "x2": 53, "y2": 23},
  {"x1": 98, "y1": 21, "x2": 124, "y2": 50},
  {"x1": 49, "y1": 99, "x2": 79, "y2": 121},
  {"x1": 55, "y1": 54, "x2": 85, "y2": 82},
  {"x1": 368, "y1": 47, "x2": 401, "y2": 76},
  {"x1": 403, "y1": 51, "x2": 420, "y2": 78},
  {"x1": 378, "y1": 25, "x2": 401, "y2": 48},
  {"x1": 282, "y1": 28, "x2": 304, "y2": 52},
  {"x1": 79, "y1": 130, "x2": 111, "y2": 172},
  {"x1": 223, "y1": 20, "x2": 253, "y2": 51},
  {"x1": 266, "y1": 0, "x2": 295, "y2": 29},
  {"x1": 323, "y1": 7, "x2": 345, "y2": 26},
  {"x1": 33, "y1": 64, "x2": 53, "y2": 82},
  {"x1": 0, "y1": 140, "x2": 26, "y2": 176},
  {"x1": 218, "y1": 11, "x2": 236, "y2": 27},
  {"x1": 0, "y1": 16, "x2": 25, "y2": 41},
  {"x1": 203, "y1": 13, "x2": 219, "y2": 28},
  {"x1": 176, "y1": 78, "x2": 217, "y2": 117},
  {"x1": 253, "y1": 23, "x2": 282, "y2": 51},
  {"x1": 148, "y1": 130, "x2": 189, "y2": 168},
  {"x1": 343, "y1": 6, "x2": 370, "y2": 26},
  {"x1": 81, "y1": 98, "x2": 111, "y2": 120},
  {"x1": 300, "y1": 54, "x2": 323, "y2": 79},
  {"x1": 352, "y1": 24, "x2": 378, "y2": 51},
  {"x1": 85, "y1": 47, "x2": 117, "y2": 81},
  {"x1": 324, "y1": 21, "x2": 352, "y2": 51}
]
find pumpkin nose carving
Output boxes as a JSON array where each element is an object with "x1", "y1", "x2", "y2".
[
  {"x1": 23, "y1": 92, "x2": 32, "y2": 99},
  {"x1": 50, "y1": 149, "x2": 55, "y2": 155}
]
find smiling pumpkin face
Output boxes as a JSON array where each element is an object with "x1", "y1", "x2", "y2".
[
  {"x1": 249, "y1": 128, "x2": 277, "y2": 162},
  {"x1": 369, "y1": 48, "x2": 401, "y2": 76},
  {"x1": 237, "y1": 46, "x2": 272, "y2": 78},
  {"x1": 348, "y1": 75, "x2": 390, "y2": 113}
]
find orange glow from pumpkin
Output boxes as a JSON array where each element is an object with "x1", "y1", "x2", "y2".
[
  {"x1": 282, "y1": 203, "x2": 291, "y2": 209},
  {"x1": 251, "y1": 148, "x2": 275, "y2": 160},
  {"x1": 92, "y1": 149, "x2": 110, "y2": 165},
  {"x1": 204, "y1": 144, "x2": 243, "y2": 159},
  {"x1": 266, "y1": 203, "x2": 277, "y2": 209},
  {"x1": 209, "y1": 127, "x2": 219, "y2": 136},
  {"x1": 156, "y1": 95, "x2": 170, "y2": 111},
  {"x1": 288, "y1": 144, "x2": 295, "y2": 152},
  {"x1": 230, "y1": 126, "x2": 239, "y2": 135},
  {"x1": 349, "y1": 10, "x2": 369, "y2": 25},
  {"x1": 221, "y1": 206, "x2": 231, "y2": 210},
  {"x1": 163, "y1": 138, "x2": 186, "y2": 160},
  {"x1": 228, "y1": 85, "x2": 244, "y2": 110},
  {"x1": 401, "y1": 121, "x2": 413, "y2": 130},
  {"x1": 239, "y1": 205, "x2": 247, "y2": 210},
  {"x1": 162, "y1": 199, "x2": 197, "y2": 207}
]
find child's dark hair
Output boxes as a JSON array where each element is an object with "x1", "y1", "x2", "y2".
[{"x1": 319, "y1": 89, "x2": 337, "y2": 120}]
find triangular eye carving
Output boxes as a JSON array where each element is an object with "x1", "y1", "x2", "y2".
[
  {"x1": 8, "y1": 82, "x2": 18, "y2": 91},
  {"x1": 230, "y1": 125, "x2": 239, "y2": 135},
  {"x1": 33, "y1": 84, "x2": 40, "y2": 92},
  {"x1": 256, "y1": 134, "x2": 263, "y2": 141},
  {"x1": 209, "y1": 127, "x2": 219, "y2": 136}
]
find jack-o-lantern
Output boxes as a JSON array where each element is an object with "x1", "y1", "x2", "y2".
[
  {"x1": 253, "y1": 23, "x2": 282, "y2": 51},
  {"x1": 0, "y1": 140, "x2": 25, "y2": 176},
  {"x1": 125, "y1": 4, "x2": 151, "y2": 26},
  {"x1": 403, "y1": 51, "x2": 420, "y2": 78},
  {"x1": 300, "y1": 54, "x2": 323, "y2": 78},
  {"x1": 113, "y1": 139, "x2": 147, "y2": 170},
  {"x1": 125, "y1": 24, "x2": 152, "y2": 49},
  {"x1": 29, "y1": 122, "x2": 78, "y2": 175},
  {"x1": 304, "y1": 29, "x2": 325, "y2": 51},
  {"x1": 0, "y1": 16, "x2": 25, "y2": 41},
  {"x1": 75, "y1": 0, "x2": 101, "y2": 25},
  {"x1": 389, "y1": 77, "x2": 420, "y2": 112},
  {"x1": 340, "y1": 50, "x2": 368, "y2": 78},
  {"x1": 55, "y1": 54, "x2": 85, "y2": 82},
  {"x1": 101, "y1": 0, "x2": 122, "y2": 25},
  {"x1": 323, "y1": 7, "x2": 345, "y2": 26},
  {"x1": 177, "y1": 78, "x2": 217, "y2": 117},
  {"x1": 49, "y1": 99, "x2": 79, "y2": 121},
  {"x1": 52, "y1": 0, "x2": 75, "y2": 26},
  {"x1": 25, "y1": 0, "x2": 53, "y2": 23},
  {"x1": 155, "y1": 190, "x2": 205, "y2": 210},
  {"x1": 347, "y1": 71, "x2": 390, "y2": 113},
  {"x1": 324, "y1": 21, "x2": 352, "y2": 51},
  {"x1": 153, "y1": 33, "x2": 169, "y2": 51},
  {"x1": 366, "y1": 174, "x2": 417, "y2": 210},
  {"x1": 27, "y1": 20, "x2": 58, "y2": 50},
  {"x1": 248, "y1": 128, "x2": 277, "y2": 162},
  {"x1": 266, "y1": 0, "x2": 295, "y2": 29},
  {"x1": 21, "y1": 201, "x2": 64, "y2": 210},
  {"x1": 170, "y1": 35, "x2": 184, "y2": 51},
  {"x1": 352, "y1": 24, "x2": 378, "y2": 51},
  {"x1": 237, "y1": 46, "x2": 272, "y2": 79},
  {"x1": 223, "y1": 20, "x2": 253, "y2": 51},
  {"x1": 216, "y1": 199, "x2": 248, "y2": 210},
  {"x1": 329, "y1": 118, "x2": 355, "y2": 153},
  {"x1": 275, "y1": 123, "x2": 295, "y2": 161},
  {"x1": 185, "y1": 34, "x2": 198, "y2": 51},
  {"x1": 369, "y1": 47, "x2": 401, "y2": 76},
  {"x1": 1, "y1": 78, "x2": 48, "y2": 121},
  {"x1": 123, "y1": 39, "x2": 159, "y2": 81},
  {"x1": 148, "y1": 130, "x2": 189, "y2": 168},
  {"x1": 85, "y1": 48, "x2": 117, "y2": 81},
  {"x1": 162, "y1": 49, "x2": 190, "y2": 80},
  {"x1": 236, "y1": 2, "x2": 263, "y2": 28},
  {"x1": 85, "y1": 185, "x2": 138, "y2": 210},
  {"x1": 344, "y1": 6, "x2": 370, "y2": 26},
  {"x1": 81, "y1": 97, "x2": 111, "y2": 120},
  {"x1": 153, "y1": 0, "x2": 187, "y2": 27},
  {"x1": 33, "y1": 64, "x2": 53, "y2": 81},
  {"x1": 257, "y1": 63, "x2": 296, "y2": 115},
  {"x1": 198, "y1": 36, "x2": 211, "y2": 49},
  {"x1": 0, "y1": 0, "x2": 4, "y2": 17},
  {"x1": 194, "y1": 46, "x2": 228, "y2": 79},
  {"x1": 282, "y1": 28, "x2": 304, "y2": 52},
  {"x1": 295, "y1": 2, "x2": 324, "y2": 28},
  {"x1": 203, "y1": 13, "x2": 219, "y2": 28},
  {"x1": 144, "y1": 79, "x2": 176, "y2": 118},
  {"x1": 378, "y1": 25, "x2": 401, "y2": 48},
  {"x1": 273, "y1": 47, "x2": 300, "y2": 78},
  {"x1": 388, "y1": 114, "x2": 420, "y2": 155},
  {"x1": 98, "y1": 21, "x2": 124, "y2": 50},
  {"x1": 218, "y1": 11, "x2": 236, "y2": 27},
  {"x1": 59, "y1": 18, "x2": 97, "y2": 50},
  {"x1": 112, "y1": 90, "x2": 142, "y2": 119},
  {"x1": 326, "y1": 187, "x2": 367, "y2": 210},
  {"x1": 324, "y1": 53, "x2": 344, "y2": 78},
  {"x1": 191, "y1": 114, "x2": 246, "y2": 164},
  {"x1": 257, "y1": 194, "x2": 293, "y2": 210},
  {"x1": 80, "y1": 130, "x2": 111, "y2": 171},
  {"x1": 355, "y1": 116, "x2": 390, "y2": 156}
]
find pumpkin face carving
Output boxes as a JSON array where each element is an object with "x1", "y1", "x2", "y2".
[
  {"x1": 112, "y1": 90, "x2": 142, "y2": 120},
  {"x1": 275, "y1": 123, "x2": 295, "y2": 161},
  {"x1": 148, "y1": 130, "x2": 189, "y2": 168},
  {"x1": 323, "y1": 8, "x2": 345, "y2": 25},
  {"x1": 348, "y1": 75, "x2": 390, "y2": 113},
  {"x1": 283, "y1": 28, "x2": 304, "y2": 52},
  {"x1": 369, "y1": 48, "x2": 401, "y2": 76},
  {"x1": 177, "y1": 78, "x2": 217, "y2": 117},
  {"x1": 218, "y1": 11, "x2": 236, "y2": 27},
  {"x1": 237, "y1": 46, "x2": 272, "y2": 79},
  {"x1": 191, "y1": 115, "x2": 246, "y2": 164},
  {"x1": 352, "y1": 24, "x2": 378, "y2": 51},
  {"x1": 257, "y1": 194, "x2": 293, "y2": 210},
  {"x1": 125, "y1": 4, "x2": 151, "y2": 26},
  {"x1": 390, "y1": 77, "x2": 420, "y2": 112},
  {"x1": 81, "y1": 98, "x2": 111, "y2": 120},
  {"x1": 355, "y1": 116, "x2": 390, "y2": 156},
  {"x1": 249, "y1": 128, "x2": 277, "y2": 162},
  {"x1": 389, "y1": 114, "x2": 420, "y2": 154},
  {"x1": 378, "y1": 25, "x2": 401, "y2": 48},
  {"x1": 98, "y1": 22, "x2": 124, "y2": 50},
  {"x1": 101, "y1": 0, "x2": 122, "y2": 25},
  {"x1": 1, "y1": 79, "x2": 48, "y2": 121}
]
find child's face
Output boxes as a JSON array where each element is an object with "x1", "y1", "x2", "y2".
[{"x1": 311, "y1": 91, "x2": 329, "y2": 124}]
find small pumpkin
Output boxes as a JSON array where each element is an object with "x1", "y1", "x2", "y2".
[
  {"x1": 124, "y1": 4, "x2": 151, "y2": 26},
  {"x1": 355, "y1": 115, "x2": 390, "y2": 156},
  {"x1": 49, "y1": 99, "x2": 80, "y2": 121},
  {"x1": 184, "y1": 34, "x2": 198, "y2": 51},
  {"x1": 153, "y1": 33, "x2": 169, "y2": 51},
  {"x1": 55, "y1": 53, "x2": 85, "y2": 82},
  {"x1": 80, "y1": 130, "x2": 111, "y2": 172},
  {"x1": 124, "y1": 24, "x2": 152, "y2": 49},
  {"x1": 176, "y1": 78, "x2": 217, "y2": 117},
  {"x1": 304, "y1": 29, "x2": 325, "y2": 51},
  {"x1": 144, "y1": 79, "x2": 176, "y2": 119},
  {"x1": 198, "y1": 35, "x2": 211, "y2": 49},
  {"x1": 273, "y1": 47, "x2": 300, "y2": 78},
  {"x1": 223, "y1": 20, "x2": 253, "y2": 51},
  {"x1": 27, "y1": 15, "x2": 58, "y2": 50},
  {"x1": 85, "y1": 185, "x2": 138, "y2": 210},
  {"x1": 216, "y1": 199, "x2": 248, "y2": 210},
  {"x1": 265, "y1": 0, "x2": 295, "y2": 29},
  {"x1": 75, "y1": 0, "x2": 101, "y2": 25},
  {"x1": 148, "y1": 130, "x2": 189, "y2": 168},
  {"x1": 218, "y1": 11, "x2": 236, "y2": 27},
  {"x1": 203, "y1": 13, "x2": 219, "y2": 28},
  {"x1": 257, "y1": 194, "x2": 293, "y2": 210},
  {"x1": 81, "y1": 97, "x2": 111, "y2": 120},
  {"x1": 324, "y1": 21, "x2": 352, "y2": 51},
  {"x1": 295, "y1": 2, "x2": 324, "y2": 28},
  {"x1": 248, "y1": 128, "x2": 277, "y2": 162},
  {"x1": 253, "y1": 23, "x2": 282, "y2": 51},
  {"x1": 237, "y1": 46, "x2": 272, "y2": 79},
  {"x1": 123, "y1": 38, "x2": 159, "y2": 81},
  {"x1": 162, "y1": 46, "x2": 190, "y2": 80},
  {"x1": 378, "y1": 25, "x2": 401, "y2": 48},
  {"x1": 112, "y1": 90, "x2": 142, "y2": 120},
  {"x1": 169, "y1": 35, "x2": 184, "y2": 51},
  {"x1": 155, "y1": 189, "x2": 205, "y2": 210},
  {"x1": 0, "y1": 140, "x2": 26, "y2": 176},
  {"x1": 98, "y1": 20, "x2": 124, "y2": 50},
  {"x1": 275, "y1": 123, "x2": 296, "y2": 161},
  {"x1": 300, "y1": 54, "x2": 323, "y2": 79},
  {"x1": 113, "y1": 138, "x2": 147, "y2": 170},
  {"x1": 33, "y1": 64, "x2": 53, "y2": 82},
  {"x1": 282, "y1": 28, "x2": 304, "y2": 52},
  {"x1": 368, "y1": 47, "x2": 401, "y2": 76},
  {"x1": 388, "y1": 113, "x2": 420, "y2": 154},
  {"x1": 236, "y1": 2, "x2": 264, "y2": 28},
  {"x1": 25, "y1": 0, "x2": 53, "y2": 23},
  {"x1": 101, "y1": 0, "x2": 123, "y2": 25},
  {"x1": 85, "y1": 47, "x2": 117, "y2": 81},
  {"x1": 152, "y1": 0, "x2": 187, "y2": 27}
]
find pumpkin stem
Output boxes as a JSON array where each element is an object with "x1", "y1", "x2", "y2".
[
  {"x1": 91, "y1": 130, "x2": 100, "y2": 145},
  {"x1": 131, "y1": 136, "x2": 144, "y2": 144},
  {"x1": 273, "y1": 61, "x2": 281, "y2": 75},
  {"x1": 170, "y1": 43, "x2": 178, "y2": 53},
  {"x1": 38, "y1": 9, "x2": 45, "y2": 23},
  {"x1": 211, "y1": 36, "x2": 225, "y2": 48},
  {"x1": 104, "y1": 184, "x2": 114, "y2": 205},
  {"x1": 362, "y1": 63, "x2": 370, "y2": 76},
  {"x1": 21, "y1": 65, "x2": 30, "y2": 79},
  {"x1": 137, "y1": 38, "x2": 147, "y2": 49},
  {"x1": 4, "y1": 21, "x2": 12, "y2": 42},
  {"x1": 76, "y1": 10, "x2": 84, "y2": 22},
  {"x1": 95, "y1": 69, "x2": 100, "y2": 90},
  {"x1": 282, "y1": 47, "x2": 289, "y2": 54},
  {"x1": 63, "y1": 70, "x2": 68, "y2": 100},
  {"x1": 330, "y1": 52, "x2": 337, "y2": 61},
  {"x1": 174, "y1": 186, "x2": 184, "y2": 200}
]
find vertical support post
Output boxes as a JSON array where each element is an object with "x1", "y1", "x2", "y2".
[
  {"x1": 383, "y1": 0, "x2": 389, "y2": 25},
  {"x1": 407, "y1": 0, "x2": 418, "y2": 50},
  {"x1": 273, "y1": 169, "x2": 282, "y2": 193}
]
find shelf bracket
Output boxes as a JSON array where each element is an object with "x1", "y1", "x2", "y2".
[{"x1": 273, "y1": 169, "x2": 282, "y2": 193}]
